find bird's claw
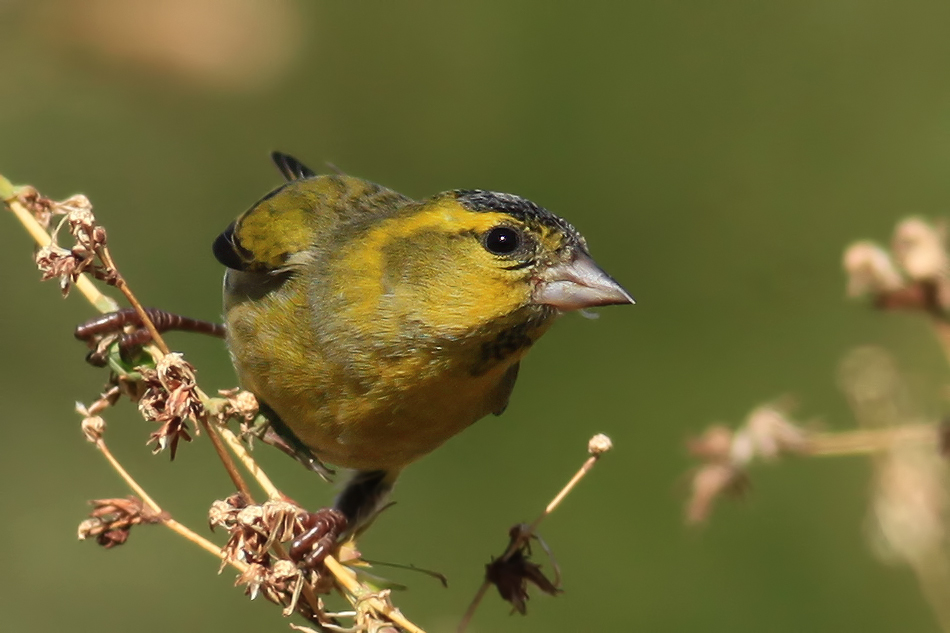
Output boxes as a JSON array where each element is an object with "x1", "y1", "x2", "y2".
[{"x1": 289, "y1": 508, "x2": 348, "y2": 569}]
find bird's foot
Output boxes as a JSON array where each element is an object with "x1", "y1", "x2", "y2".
[
  {"x1": 289, "y1": 508, "x2": 348, "y2": 570},
  {"x1": 75, "y1": 307, "x2": 226, "y2": 366}
]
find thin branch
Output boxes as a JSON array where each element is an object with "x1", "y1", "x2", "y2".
[
  {"x1": 806, "y1": 424, "x2": 937, "y2": 457},
  {"x1": 217, "y1": 424, "x2": 282, "y2": 499},
  {"x1": 200, "y1": 418, "x2": 257, "y2": 502},
  {"x1": 94, "y1": 435, "x2": 246, "y2": 568},
  {"x1": 324, "y1": 556, "x2": 426, "y2": 633},
  {"x1": 95, "y1": 245, "x2": 170, "y2": 355},
  {"x1": 457, "y1": 434, "x2": 612, "y2": 633}
]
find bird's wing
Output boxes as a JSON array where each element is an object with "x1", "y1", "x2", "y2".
[
  {"x1": 214, "y1": 173, "x2": 413, "y2": 273},
  {"x1": 271, "y1": 151, "x2": 316, "y2": 181},
  {"x1": 490, "y1": 362, "x2": 521, "y2": 416}
]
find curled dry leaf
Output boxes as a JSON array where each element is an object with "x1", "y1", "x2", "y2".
[{"x1": 485, "y1": 525, "x2": 561, "y2": 615}]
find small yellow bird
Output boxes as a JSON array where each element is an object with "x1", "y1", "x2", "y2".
[
  {"x1": 80, "y1": 152, "x2": 633, "y2": 564},
  {"x1": 211, "y1": 153, "x2": 633, "y2": 561}
]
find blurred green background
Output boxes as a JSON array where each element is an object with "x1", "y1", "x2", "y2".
[{"x1": 4, "y1": 1, "x2": 950, "y2": 631}]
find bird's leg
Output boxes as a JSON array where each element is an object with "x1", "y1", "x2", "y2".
[
  {"x1": 288, "y1": 470, "x2": 396, "y2": 570},
  {"x1": 75, "y1": 307, "x2": 226, "y2": 365}
]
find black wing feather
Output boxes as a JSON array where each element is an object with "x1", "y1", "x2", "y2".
[{"x1": 271, "y1": 151, "x2": 316, "y2": 181}]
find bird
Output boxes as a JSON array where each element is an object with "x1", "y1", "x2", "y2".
[{"x1": 80, "y1": 151, "x2": 634, "y2": 566}]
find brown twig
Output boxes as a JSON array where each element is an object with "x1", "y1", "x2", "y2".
[
  {"x1": 200, "y1": 417, "x2": 257, "y2": 502},
  {"x1": 92, "y1": 432, "x2": 246, "y2": 567},
  {"x1": 95, "y1": 245, "x2": 171, "y2": 355}
]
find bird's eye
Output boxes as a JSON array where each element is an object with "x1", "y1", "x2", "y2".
[{"x1": 483, "y1": 226, "x2": 522, "y2": 255}]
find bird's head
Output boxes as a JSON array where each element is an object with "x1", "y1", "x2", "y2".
[{"x1": 328, "y1": 189, "x2": 633, "y2": 344}]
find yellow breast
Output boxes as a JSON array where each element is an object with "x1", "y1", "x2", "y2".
[{"x1": 224, "y1": 268, "x2": 551, "y2": 472}]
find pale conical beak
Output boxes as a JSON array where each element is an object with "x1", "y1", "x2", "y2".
[{"x1": 533, "y1": 251, "x2": 635, "y2": 311}]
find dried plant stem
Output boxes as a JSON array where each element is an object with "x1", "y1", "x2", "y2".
[
  {"x1": 95, "y1": 245, "x2": 170, "y2": 355},
  {"x1": 6, "y1": 186, "x2": 259, "y2": 503},
  {"x1": 324, "y1": 557, "x2": 426, "y2": 633},
  {"x1": 524, "y1": 453, "x2": 601, "y2": 538},
  {"x1": 207, "y1": 425, "x2": 332, "y2": 623},
  {"x1": 457, "y1": 441, "x2": 609, "y2": 633},
  {"x1": 199, "y1": 418, "x2": 257, "y2": 502},
  {"x1": 94, "y1": 436, "x2": 247, "y2": 568},
  {"x1": 217, "y1": 425, "x2": 281, "y2": 499},
  {"x1": 456, "y1": 584, "x2": 491, "y2": 633},
  {"x1": 94, "y1": 437, "x2": 160, "y2": 511},
  {"x1": 806, "y1": 424, "x2": 937, "y2": 457},
  {"x1": 5, "y1": 188, "x2": 274, "y2": 573}
]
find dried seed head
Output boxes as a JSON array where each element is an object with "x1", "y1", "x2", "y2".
[
  {"x1": 217, "y1": 388, "x2": 260, "y2": 423},
  {"x1": 587, "y1": 433, "x2": 613, "y2": 456},
  {"x1": 219, "y1": 498, "x2": 341, "y2": 624},
  {"x1": 893, "y1": 217, "x2": 948, "y2": 281},
  {"x1": 214, "y1": 498, "x2": 316, "y2": 571},
  {"x1": 351, "y1": 588, "x2": 406, "y2": 632},
  {"x1": 485, "y1": 529, "x2": 560, "y2": 616},
  {"x1": 81, "y1": 415, "x2": 106, "y2": 443},
  {"x1": 842, "y1": 241, "x2": 904, "y2": 297},
  {"x1": 687, "y1": 425, "x2": 734, "y2": 461},
  {"x1": 743, "y1": 405, "x2": 808, "y2": 459},
  {"x1": 16, "y1": 186, "x2": 54, "y2": 229},
  {"x1": 139, "y1": 354, "x2": 204, "y2": 458},
  {"x1": 77, "y1": 497, "x2": 165, "y2": 548},
  {"x1": 208, "y1": 493, "x2": 249, "y2": 531},
  {"x1": 685, "y1": 463, "x2": 748, "y2": 524},
  {"x1": 61, "y1": 195, "x2": 98, "y2": 242},
  {"x1": 236, "y1": 562, "x2": 269, "y2": 600},
  {"x1": 868, "y1": 444, "x2": 948, "y2": 568},
  {"x1": 35, "y1": 243, "x2": 95, "y2": 297}
]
